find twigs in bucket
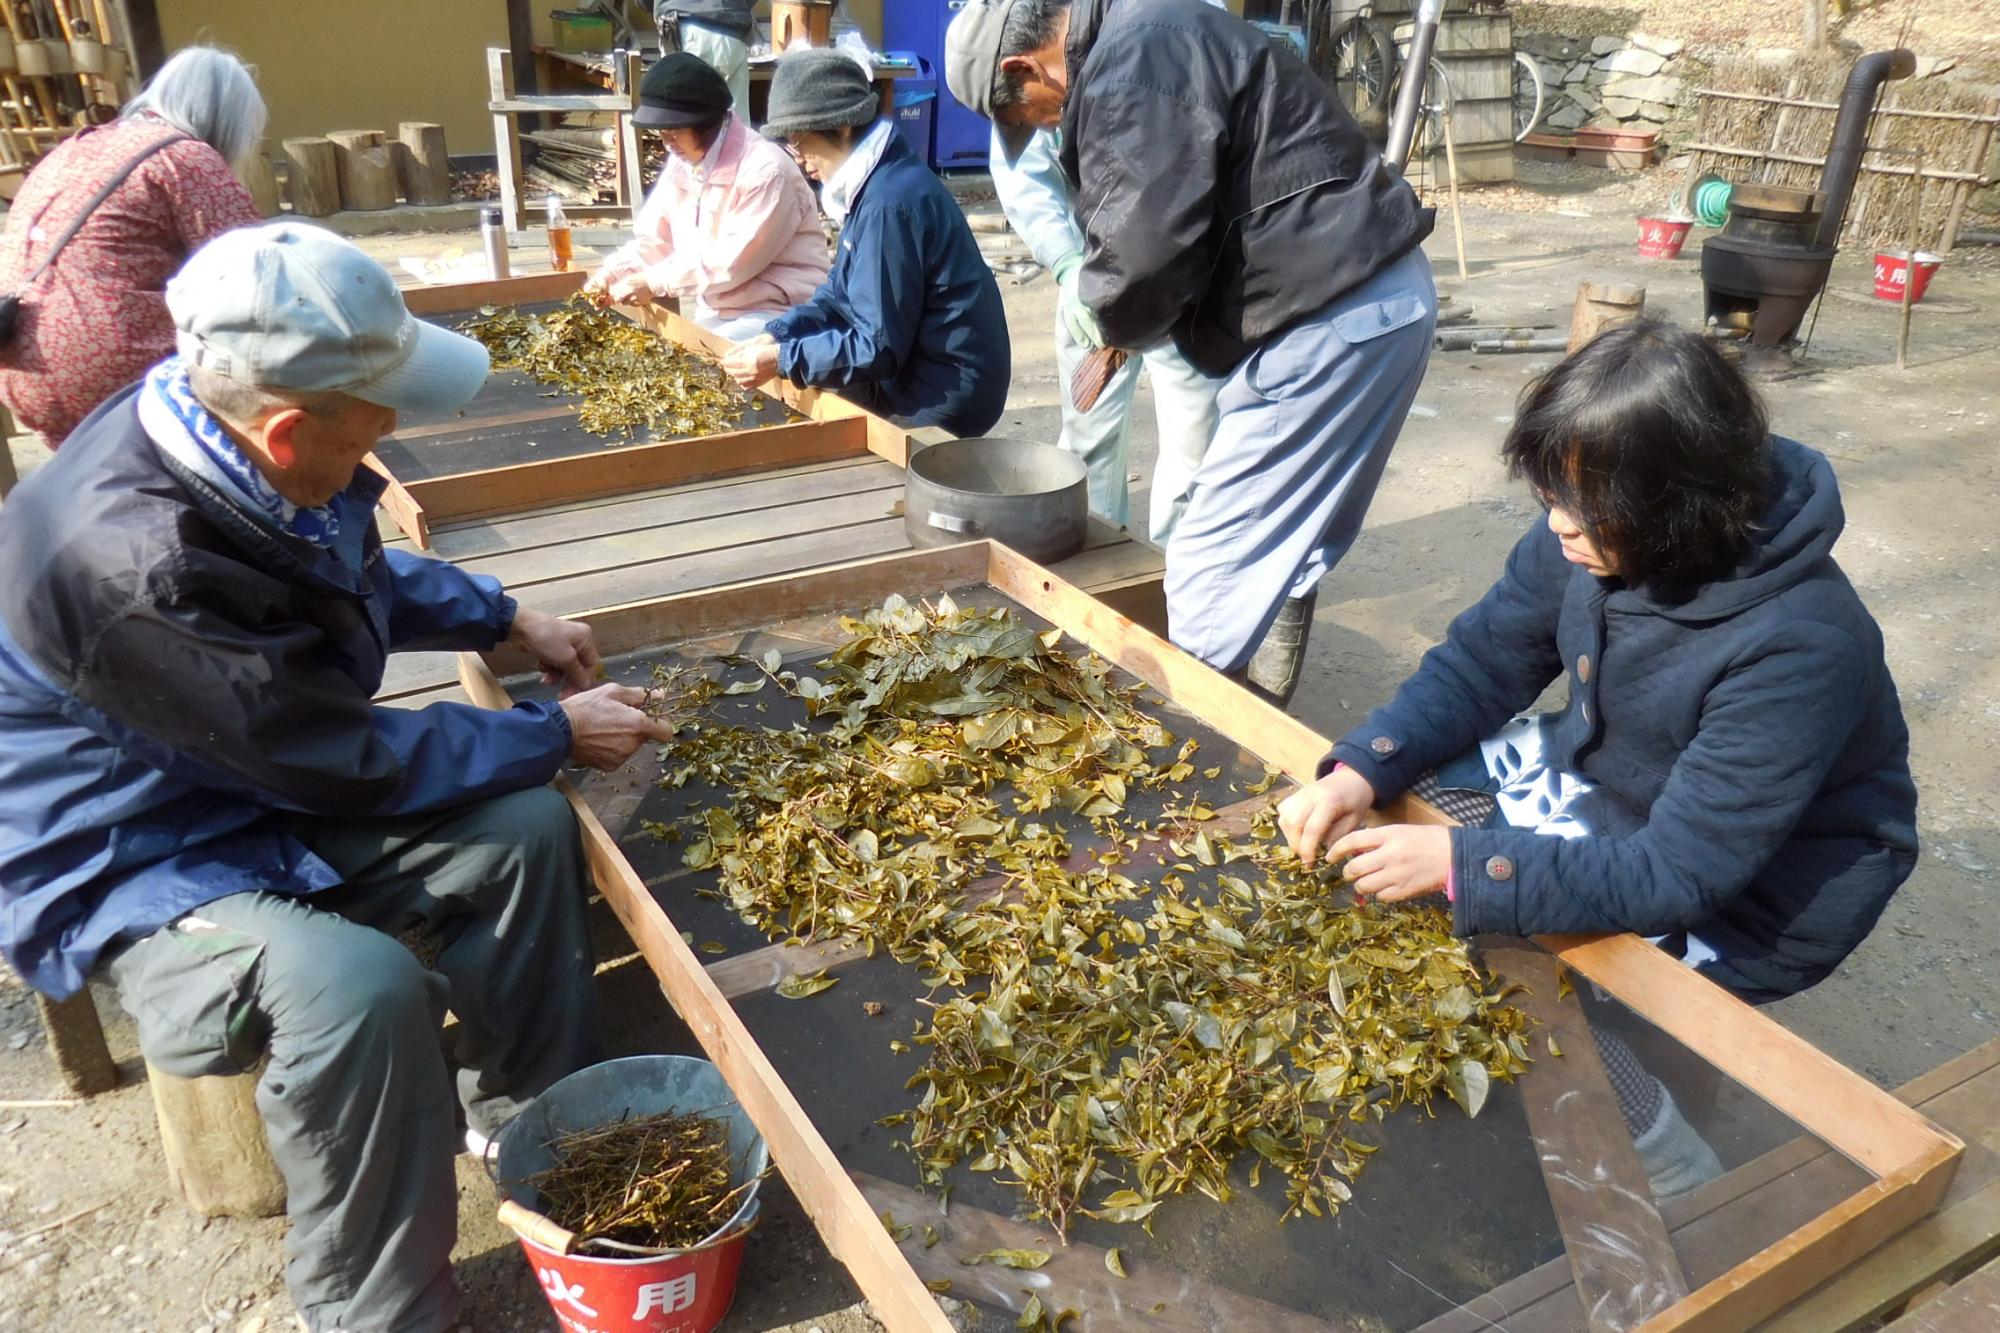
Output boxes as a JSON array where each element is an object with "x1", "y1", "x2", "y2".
[{"x1": 522, "y1": 1110, "x2": 757, "y2": 1252}]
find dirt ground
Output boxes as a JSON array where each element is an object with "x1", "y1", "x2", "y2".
[{"x1": 3, "y1": 160, "x2": 1998, "y2": 1330}]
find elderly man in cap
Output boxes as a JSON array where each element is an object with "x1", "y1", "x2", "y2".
[
  {"x1": 653, "y1": 1, "x2": 755, "y2": 111},
  {"x1": 0, "y1": 223, "x2": 671, "y2": 1332},
  {"x1": 587, "y1": 51, "x2": 828, "y2": 342},
  {"x1": 946, "y1": 0, "x2": 1437, "y2": 704}
]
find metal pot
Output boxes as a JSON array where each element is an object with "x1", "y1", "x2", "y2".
[{"x1": 903, "y1": 437, "x2": 1087, "y2": 565}]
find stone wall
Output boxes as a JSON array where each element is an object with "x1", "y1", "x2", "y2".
[{"x1": 1518, "y1": 30, "x2": 1692, "y2": 139}]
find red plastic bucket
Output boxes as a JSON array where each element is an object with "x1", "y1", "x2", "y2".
[
  {"x1": 496, "y1": 1056, "x2": 769, "y2": 1333},
  {"x1": 1636, "y1": 216, "x2": 1693, "y2": 259},
  {"x1": 1873, "y1": 250, "x2": 1943, "y2": 303}
]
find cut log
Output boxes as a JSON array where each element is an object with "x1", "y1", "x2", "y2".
[
  {"x1": 146, "y1": 1059, "x2": 286, "y2": 1219},
  {"x1": 35, "y1": 991, "x2": 118, "y2": 1096},
  {"x1": 396, "y1": 120, "x2": 450, "y2": 206},
  {"x1": 282, "y1": 135, "x2": 340, "y2": 217},
  {"x1": 238, "y1": 145, "x2": 280, "y2": 217},
  {"x1": 327, "y1": 128, "x2": 398, "y2": 211},
  {"x1": 1568, "y1": 280, "x2": 1647, "y2": 352}
]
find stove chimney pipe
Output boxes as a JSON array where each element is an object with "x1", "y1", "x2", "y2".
[{"x1": 1814, "y1": 49, "x2": 1917, "y2": 252}]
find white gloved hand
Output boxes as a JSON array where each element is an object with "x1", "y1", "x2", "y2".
[{"x1": 1051, "y1": 251, "x2": 1104, "y2": 349}]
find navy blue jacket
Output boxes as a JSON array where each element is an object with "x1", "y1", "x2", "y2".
[
  {"x1": 0, "y1": 387, "x2": 572, "y2": 998},
  {"x1": 1328, "y1": 440, "x2": 1918, "y2": 1000},
  {"x1": 767, "y1": 133, "x2": 1009, "y2": 437}
]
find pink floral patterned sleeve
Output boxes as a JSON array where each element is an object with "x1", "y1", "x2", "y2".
[{"x1": 0, "y1": 119, "x2": 262, "y2": 446}]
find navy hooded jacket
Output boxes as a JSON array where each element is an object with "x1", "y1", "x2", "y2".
[
  {"x1": 766, "y1": 132, "x2": 1009, "y2": 438},
  {"x1": 1327, "y1": 439, "x2": 1918, "y2": 1000},
  {"x1": 0, "y1": 387, "x2": 572, "y2": 998}
]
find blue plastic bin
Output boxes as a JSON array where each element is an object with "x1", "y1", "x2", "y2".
[{"x1": 888, "y1": 55, "x2": 938, "y2": 169}]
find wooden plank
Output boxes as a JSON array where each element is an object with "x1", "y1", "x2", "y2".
[
  {"x1": 855, "y1": 1173, "x2": 1342, "y2": 1332},
  {"x1": 456, "y1": 655, "x2": 956, "y2": 1333},
  {"x1": 706, "y1": 938, "x2": 871, "y2": 1001},
  {"x1": 400, "y1": 267, "x2": 588, "y2": 316},
  {"x1": 399, "y1": 417, "x2": 870, "y2": 529},
  {"x1": 513, "y1": 519, "x2": 916, "y2": 621},
  {"x1": 389, "y1": 402, "x2": 574, "y2": 443},
  {"x1": 1539, "y1": 934, "x2": 1960, "y2": 1183},
  {"x1": 1483, "y1": 944, "x2": 1690, "y2": 1328},
  {"x1": 453, "y1": 487, "x2": 906, "y2": 592},
  {"x1": 1766, "y1": 1180, "x2": 2000, "y2": 1332},
  {"x1": 1888, "y1": 1253, "x2": 2000, "y2": 1330},
  {"x1": 363, "y1": 455, "x2": 430, "y2": 550},
  {"x1": 423, "y1": 457, "x2": 902, "y2": 563}
]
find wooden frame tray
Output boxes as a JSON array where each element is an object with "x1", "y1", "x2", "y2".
[
  {"x1": 455, "y1": 542, "x2": 1962, "y2": 1332},
  {"x1": 376, "y1": 272, "x2": 911, "y2": 549}
]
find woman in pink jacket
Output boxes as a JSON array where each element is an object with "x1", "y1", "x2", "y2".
[{"x1": 587, "y1": 53, "x2": 829, "y2": 342}]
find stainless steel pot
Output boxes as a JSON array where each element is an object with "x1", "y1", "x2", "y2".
[{"x1": 903, "y1": 438, "x2": 1088, "y2": 565}]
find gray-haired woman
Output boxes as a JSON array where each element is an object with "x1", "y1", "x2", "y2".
[{"x1": 0, "y1": 47, "x2": 267, "y2": 446}]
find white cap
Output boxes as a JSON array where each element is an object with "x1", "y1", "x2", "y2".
[{"x1": 166, "y1": 222, "x2": 489, "y2": 414}]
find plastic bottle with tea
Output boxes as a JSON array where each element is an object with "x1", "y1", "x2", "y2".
[{"x1": 546, "y1": 194, "x2": 573, "y2": 272}]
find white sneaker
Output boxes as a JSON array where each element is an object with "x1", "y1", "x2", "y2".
[{"x1": 463, "y1": 1126, "x2": 493, "y2": 1159}]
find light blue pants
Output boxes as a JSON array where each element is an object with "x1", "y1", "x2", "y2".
[
  {"x1": 1054, "y1": 315, "x2": 1221, "y2": 545},
  {"x1": 1165, "y1": 247, "x2": 1436, "y2": 671},
  {"x1": 675, "y1": 20, "x2": 751, "y2": 115}
]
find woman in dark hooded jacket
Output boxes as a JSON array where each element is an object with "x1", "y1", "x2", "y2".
[{"x1": 1278, "y1": 320, "x2": 1919, "y2": 1194}]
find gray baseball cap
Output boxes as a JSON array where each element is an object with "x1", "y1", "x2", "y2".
[
  {"x1": 166, "y1": 222, "x2": 489, "y2": 414},
  {"x1": 944, "y1": 0, "x2": 1035, "y2": 164}
]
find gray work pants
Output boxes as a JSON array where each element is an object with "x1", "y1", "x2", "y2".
[
  {"x1": 1165, "y1": 246, "x2": 1437, "y2": 672},
  {"x1": 106, "y1": 786, "x2": 604, "y2": 1333}
]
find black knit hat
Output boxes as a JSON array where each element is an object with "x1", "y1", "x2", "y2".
[
  {"x1": 632, "y1": 51, "x2": 733, "y2": 129},
  {"x1": 762, "y1": 48, "x2": 879, "y2": 139}
]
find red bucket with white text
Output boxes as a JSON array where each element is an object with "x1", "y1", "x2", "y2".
[
  {"x1": 496, "y1": 1056, "x2": 767, "y2": 1333},
  {"x1": 1635, "y1": 216, "x2": 1693, "y2": 259},
  {"x1": 1873, "y1": 250, "x2": 1943, "y2": 303}
]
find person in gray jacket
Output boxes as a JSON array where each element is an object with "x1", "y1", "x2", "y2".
[{"x1": 948, "y1": 0, "x2": 1436, "y2": 704}]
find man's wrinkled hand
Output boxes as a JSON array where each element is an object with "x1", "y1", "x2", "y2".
[
  {"x1": 507, "y1": 608, "x2": 600, "y2": 696},
  {"x1": 559, "y1": 683, "x2": 676, "y2": 771},
  {"x1": 720, "y1": 334, "x2": 781, "y2": 389}
]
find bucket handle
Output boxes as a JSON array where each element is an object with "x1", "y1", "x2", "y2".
[
  {"x1": 927, "y1": 511, "x2": 980, "y2": 536},
  {"x1": 498, "y1": 1199, "x2": 580, "y2": 1256}
]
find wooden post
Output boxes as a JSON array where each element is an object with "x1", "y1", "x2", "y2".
[
  {"x1": 490, "y1": 48, "x2": 526, "y2": 234},
  {"x1": 395, "y1": 121, "x2": 451, "y2": 206},
  {"x1": 1440, "y1": 98, "x2": 1470, "y2": 281},
  {"x1": 34, "y1": 991, "x2": 118, "y2": 1096},
  {"x1": 1898, "y1": 148, "x2": 1923, "y2": 373},
  {"x1": 327, "y1": 129, "x2": 399, "y2": 211},
  {"x1": 282, "y1": 135, "x2": 341, "y2": 217},
  {"x1": 1569, "y1": 281, "x2": 1647, "y2": 352},
  {"x1": 239, "y1": 144, "x2": 281, "y2": 218},
  {"x1": 146, "y1": 1061, "x2": 286, "y2": 1219},
  {"x1": 1939, "y1": 98, "x2": 1999, "y2": 255},
  {"x1": 614, "y1": 50, "x2": 644, "y2": 207}
]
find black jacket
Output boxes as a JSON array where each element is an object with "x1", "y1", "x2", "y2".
[
  {"x1": 1057, "y1": 0, "x2": 1433, "y2": 375},
  {"x1": 1327, "y1": 440, "x2": 1918, "y2": 1001}
]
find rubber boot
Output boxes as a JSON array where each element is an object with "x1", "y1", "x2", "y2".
[
  {"x1": 1633, "y1": 1087, "x2": 1725, "y2": 1200},
  {"x1": 1242, "y1": 591, "x2": 1316, "y2": 706}
]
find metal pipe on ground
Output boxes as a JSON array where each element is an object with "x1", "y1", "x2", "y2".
[
  {"x1": 1469, "y1": 336, "x2": 1570, "y2": 354},
  {"x1": 1436, "y1": 327, "x2": 1557, "y2": 351}
]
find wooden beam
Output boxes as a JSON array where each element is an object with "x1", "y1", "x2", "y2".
[
  {"x1": 393, "y1": 417, "x2": 870, "y2": 534},
  {"x1": 400, "y1": 267, "x2": 588, "y2": 316},
  {"x1": 1483, "y1": 944, "x2": 1690, "y2": 1329},
  {"x1": 1767, "y1": 1180, "x2": 2000, "y2": 1332},
  {"x1": 455, "y1": 655, "x2": 957, "y2": 1333},
  {"x1": 1885, "y1": 1250, "x2": 2000, "y2": 1330},
  {"x1": 363, "y1": 455, "x2": 431, "y2": 550}
]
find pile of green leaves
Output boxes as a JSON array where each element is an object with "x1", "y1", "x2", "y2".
[
  {"x1": 652, "y1": 595, "x2": 1531, "y2": 1234},
  {"x1": 463, "y1": 297, "x2": 752, "y2": 438}
]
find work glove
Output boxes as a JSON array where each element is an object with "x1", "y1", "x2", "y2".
[{"x1": 1051, "y1": 252, "x2": 1104, "y2": 350}]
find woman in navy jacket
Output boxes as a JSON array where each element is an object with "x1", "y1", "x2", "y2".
[
  {"x1": 1280, "y1": 321, "x2": 1918, "y2": 1007},
  {"x1": 721, "y1": 49, "x2": 1010, "y2": 438}
]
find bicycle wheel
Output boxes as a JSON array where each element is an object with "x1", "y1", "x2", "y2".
[
  {"x1": 1512, "y1": 50, "x2": 1546, "y2": 142},
  {"x1": 1405, "y1": 56, "x2": 1454, "y2": 166},
  {"x1": 1327, "y1": 14, "x2": 1396, "y2": 121}
]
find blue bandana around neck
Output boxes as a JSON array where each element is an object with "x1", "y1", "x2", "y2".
[{"x1": 141, "y1": 357, "x2": 342, "y2": 550}]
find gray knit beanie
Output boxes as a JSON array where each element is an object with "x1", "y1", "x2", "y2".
[{"x1": 763, "y1": 48, "x2": 879, "y2": 139}]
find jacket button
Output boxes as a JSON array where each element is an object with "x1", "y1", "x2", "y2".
[
  {"x1": 1485, "y1": 856, "x2": 1514, "y2": 881},
  {"x1": 1576, "y1": 654, "x2": 1591, "y2": 683},
  {"x1": 1370, "y1": 736, "x2": 1397, "y2": 756}
]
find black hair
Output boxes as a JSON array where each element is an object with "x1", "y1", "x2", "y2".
[
  {"x1": 1501, "y1": 319, "x2": 1774, "y2": 589},
  {"x1": 991, "y1": 0, "x2": 1071, "y2": 113}
]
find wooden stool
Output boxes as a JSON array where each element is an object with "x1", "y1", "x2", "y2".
[{"x1": 146, "y1": 1060, "x2": 286, "y2": 1218}]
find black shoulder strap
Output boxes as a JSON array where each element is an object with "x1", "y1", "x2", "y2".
[{"x1": 18, "y1": 131, "x2": 191, "y2": 290}]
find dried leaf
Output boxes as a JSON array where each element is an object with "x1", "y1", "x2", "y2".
[
  {"x1": 1105, "y1": 1247, "x2": 1127, "y2": 1278},
  {"x1": 926, "y1": 1279, "x2": 953, "y2": 1294},
  {"x1": 776, "y1": 972, "x2": 839, "y2": 999},
  {"x1": 964, "y1": 1248, "x2": 1051, "y2": 1270},
  {"x1": 698, "y1": 941, "x2": 727, "y2": 955},
  {"x1": 1018, "y1": 1294, "x2": 1045, "y2": 1329}
]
